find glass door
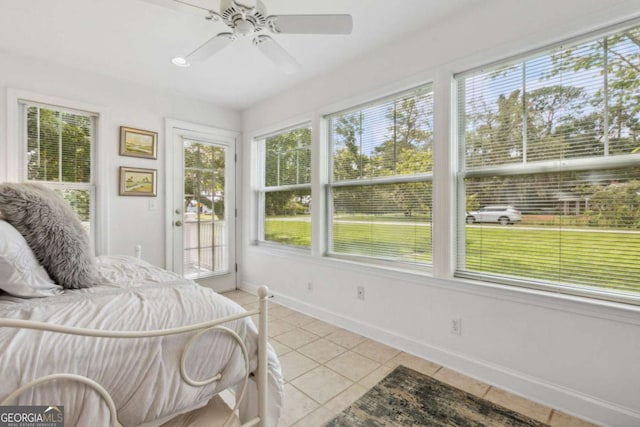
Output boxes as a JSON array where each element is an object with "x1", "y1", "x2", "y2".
[{"x1": 171, "y1": 130, "x2": 236, "y2": 292}]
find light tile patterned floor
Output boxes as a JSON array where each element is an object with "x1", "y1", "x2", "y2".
[{"x1": 223, "y1": 290, "x2": 598, "y2": 427}]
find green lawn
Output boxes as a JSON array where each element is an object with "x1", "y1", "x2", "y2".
[
  {"x1": 264, "y1": 218, "x2": 312, "y2": 248},
  {"x1": 265, "y1": 216, "x2": 640, "y2": 293},
  {"x1": 332, "y1": 221, "x2": 432, "y2": 264},
  {"x1": 464, "y1": 226, "x2": 639, "y2": 292}
]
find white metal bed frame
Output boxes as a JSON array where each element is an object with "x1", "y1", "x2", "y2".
[{"x1": 0, "y1": 286, "x2": 271, "y2": 427}]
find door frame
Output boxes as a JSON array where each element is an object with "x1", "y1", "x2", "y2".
[{"x1": 165, "y1": 119, "x2": 239, "y2": 290}]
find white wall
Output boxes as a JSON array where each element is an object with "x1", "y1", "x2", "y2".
[
  {"x1": 241, "y1": 1, "x2": 640, "y2": 426},
  {"x1": 0, "y1": 50, "x2": 241, "y2": 267}
]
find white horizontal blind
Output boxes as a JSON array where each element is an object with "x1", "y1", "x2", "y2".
[
  {"x1": 23, "y1": 103, "x2": 95, "y2": 239},
  {"x1": 456, "y1": 23, "x2": 640, "y2": 301},
  {"x1": 260, "y1": 125, "x2": 312, "y2": 248},
  {"x1": 328, "y1": 85, "x2": 434, "y2": 266}
]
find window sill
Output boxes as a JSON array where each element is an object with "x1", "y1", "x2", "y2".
[
  {"x1": 252, "y1": 240, "x2": 311, "y2": 255},
  {"x1": 248, "y1": 242, "x2": 640, "y2": 324}
]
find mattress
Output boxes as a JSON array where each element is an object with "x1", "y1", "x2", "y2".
[{"x1": 0, "y1": 255, "x2": 283, "y2": 426}]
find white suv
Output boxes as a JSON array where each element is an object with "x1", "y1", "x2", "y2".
[{"x1": 466, "y1": 206, "x2": 522, "y2": 225}]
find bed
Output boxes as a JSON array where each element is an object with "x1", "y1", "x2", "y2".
[{"x1": 0, "y1": 183, "x2": 283, "y2": 426}]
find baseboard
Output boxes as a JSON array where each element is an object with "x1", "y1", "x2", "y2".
[{"x1": 240, "y1": 281, "x2": 640, "y2": 427}]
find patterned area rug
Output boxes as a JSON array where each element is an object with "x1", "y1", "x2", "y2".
[{"x1": 326, "y1": 365, "x2": 550, "y2": 427}]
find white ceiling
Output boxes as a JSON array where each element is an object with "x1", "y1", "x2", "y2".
[{"x1": 0, "y1": 0, "x2": 480, "y2": 110}]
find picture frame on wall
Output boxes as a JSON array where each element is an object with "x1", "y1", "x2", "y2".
[
  {"x1": 119, "y1": 126, "x2": 157, "y2": 159},
  {"x1": 119, "y1": 167, "x2": 157, "y2": 197}
]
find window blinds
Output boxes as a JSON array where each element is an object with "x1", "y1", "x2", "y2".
[
  {"x1": 24, "y1": 103, "x2": 94, "y2": 229},
  {"x1": 265, "y1": 127, "x2": 312, "y2": 187},
  {"x1": 328, "y1": 85, "x2": 434, "y2": 266},
  {"x1": 26, "y1": 105, "x2": 92, "y2": 184},
  {"x1": 456, "y1": 23, "x2": 640, "y2": 300}
]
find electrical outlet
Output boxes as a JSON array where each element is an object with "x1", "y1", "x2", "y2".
[
  {"x1": 357, "y1": 286, "x2": 365, "y2": 300},
  {"x1": 451, "y1": 318, "x2": 462, "y2": 335},
  {"x1": 307, "y1": 281, "x2": 313, "y2": 292}
]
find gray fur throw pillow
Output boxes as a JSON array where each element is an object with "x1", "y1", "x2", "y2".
[{"x1": 0, "y1": 182, "x2": 99, "y2": 289}]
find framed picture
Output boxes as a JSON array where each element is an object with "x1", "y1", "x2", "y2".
[
  {"x1": 119, "y1": 167, "x2": 157, "y2": 197},
  {"x1": 119, "y1": 126, "x2": 157, "y2": 159}
]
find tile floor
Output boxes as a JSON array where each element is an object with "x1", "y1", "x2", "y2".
[{"x1": 223, "y1": 290, "x2": 598, "y2": 427}]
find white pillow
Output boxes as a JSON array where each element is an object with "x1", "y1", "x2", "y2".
[{"x1": 0, "y1": 220, "x2": 63, "y2": 297}]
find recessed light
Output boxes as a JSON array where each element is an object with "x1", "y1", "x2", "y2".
[{"x1": 171, "y1": 56, "x2": 190, "y2": 67}]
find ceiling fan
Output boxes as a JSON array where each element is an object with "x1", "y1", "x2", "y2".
[{"x1": 152, "y1": 0, "x2": 353, "y2": 73}]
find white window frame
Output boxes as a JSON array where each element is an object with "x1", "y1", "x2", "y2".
[
  {"x1": 255, "y1": 122, "x2": 313, "y2": 250},
  {"x1": 453, "y1": 21, "x2": 640, "y2": 305},
  {"x1": 325, "y1": 83, "x2": 435, "y2": 270},
  {"x1": 6, "y1": 89, "x2": 109, "y2": 255}
]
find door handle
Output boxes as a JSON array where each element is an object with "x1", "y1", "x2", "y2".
[{"x1": 174, "y1": 220, "x2": 183, "y2": 227}]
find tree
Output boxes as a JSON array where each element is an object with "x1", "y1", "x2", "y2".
[
  {"x1": 332, "y1": 112, "x2": 367, "y2": 181},
  {"x1": 331, "y1": 112, "x2": 376, "y2": 216},
  {"x1": 554, "y1": 111, "x2": 605, "y2": 158},
  {"x1": 372, "y1": 96, "x2": 433, "y2": 176},
  {"x1": 364, "y1": 96, "x2": 434, "y2": 216},
  {"x1": 184, "y1": 142, "x2": 226, "y2": 216},
  {"x1": 27, "y1": 107, "x2": 91, "y2": 183},
  {"x1": 524, "y1": 85, "x2": 583, "y2": 162},
  {"x1": 466, "y1": 194, "x2": 480, "y2": 212},
  {"x1": 265, "y1": 128, "x2": 311, "y2": 186},
  {"x1": 26, "y1": 107, "x2": 92, "y2": 221},
  {"x1": 494, "y1": 90, "x2": 524, "y2": 162},
  {"x1": 263, "y1": 128, "x2": 311, "y2": 217},
  {"x1": 527, "y1": 86, "x2": 584, "y2": 134},
  {"x1": 464, "y1": 98, "x2": 498, "y2": 168},
  {"x1": 265, "y1": 190, "x2": 310, "y2": 216},
  {"x1": 465, "y1": 89, "x2": 523, "y2": 167},
  {"x1": 548, "y1": 29, "x2": 640, "y2": 154},
  {"x1": 581, "y1": 180, "x2": 640, "y2": 228}
]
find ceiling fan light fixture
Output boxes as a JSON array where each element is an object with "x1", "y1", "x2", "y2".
[
  {"x1": 171, "y1": 56, "x2": 190, "y2": 67},
  {"x1": 234, "y1": 19, "x2": 255, "y2": 36}
]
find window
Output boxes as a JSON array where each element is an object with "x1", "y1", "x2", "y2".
[
  {"x1": 456, "y1": 23, "x2": 640, "y2": 300},
  {"x1": 258, "y1": 125, "x2": 312, "y2": 248},
  {"x1": 327, "y1": 85, "x2": 434, "y2": 266},
  {"x1": 22, "y1": 102, "x2": 96, "y2": 244}
]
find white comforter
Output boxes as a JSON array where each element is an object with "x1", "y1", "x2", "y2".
[{"x1": 0, "y1": 256, "x2": 283, "y2": 426}]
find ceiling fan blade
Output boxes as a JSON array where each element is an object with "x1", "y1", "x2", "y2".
[
  {"x1": 173, "y1": 0, "x2": 216, "y2": 12},
  {"x1": 254, "y1": 35, "x2": 301, "y2": 74},
  {"x1": 187, "y1": 33, "x2": 235, "y2": 61},
  {"x1": 137, "y1": 0, "x2": 208, "y2": 13},
  {"x1": 137, "y1": 0, "x2": 179, "y2": 9},
  {"x1": 268, "y1": 14, "x2": 353, "y2": 34}
]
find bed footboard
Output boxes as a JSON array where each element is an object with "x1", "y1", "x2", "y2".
[{"x1": 0, "y1": 286, "x2": 271, "y2": 427}]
